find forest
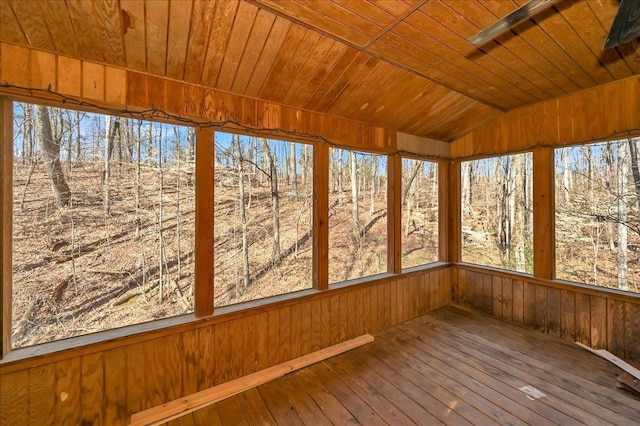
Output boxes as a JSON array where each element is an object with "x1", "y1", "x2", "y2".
[
  {"x1": 461, "y1": 141, "x2": 639, "y2": 293},
  {"x1": 555, "y1": 139, "x2": 640, "y2": 292},
  {"x1": 9, "y1": 103, "x2": 440, "y2": 348},
  {"x1": 12, "y1": 102, "x2": 196, "y2": 348},
  {"x1": 401, "y1": 158, "x2": 439, "y2": 269},
  {"x1": 461, "y1": 153, "x2": 534, "y2": 274},
  {"x1": 13, "y1": 99, "x2": 633, "y2": 349}
]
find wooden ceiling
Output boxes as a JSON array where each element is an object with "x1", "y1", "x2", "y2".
[{"x1": 1, "y1": 0, "x2": 639, "y2": 141}]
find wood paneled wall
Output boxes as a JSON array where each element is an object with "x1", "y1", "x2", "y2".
[
  {"x1": 0, "y1": 42, "x2": 408, "y2": 154},
  {"x1": 0, "y1": 269, "x2": 450, "y2": 425},
  {"x1": 397, "y1": 132, "x2": 451, "y2": 159},
  {"x1": 452, "y1": 265, "x2": 640, "y2": 363},
  {"x1": 451, "y1": 75, "x2": 640, "y2": 159},
  {"x1": 0, "y1": 42, "x2": 453, "y2": 425}
]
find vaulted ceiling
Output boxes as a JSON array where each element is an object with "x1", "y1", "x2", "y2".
[{"x1": 1, "y1": 0, "x2": 638, "y2": 141}]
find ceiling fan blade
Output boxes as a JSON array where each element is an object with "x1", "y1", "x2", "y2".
[
  {"x1": 603, "y1": 0, "x2": 640, "y2": 50},
  {"x1": 469, "y1": 0, "x2": 560, "y2": 47}
]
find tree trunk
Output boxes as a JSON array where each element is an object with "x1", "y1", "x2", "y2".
[
  {"x1": 174, "y1": 126, "x2": 182, "y2": 279},
  {"x1": 402, "y1": 160, "x2": 422, "y2": 206},
  {"x1": 65, "y1": 112, "x2": 73, "y2": 172},
  {"x1": 234, "y1": 135, "x2": 250, "y2": 289},
  {"x1": 462, "y1": 161, "x2": 472, "y2": 213},
  {"x1": 496, "y1": 157, "x2": 510, "y2": 264},
  {"x1": 37, "y1": 105, "x2": 71, "y2": 208},
  {"x1": 350, "y1": 151, "x2": 360, "y2": 237},
  {"x1": 75, "y1": 111, "x2": 81, "y2": 163},
  {"x1": 302, "y1": 144, "x2": 308, "y2": 186},
  {"x1": 370, "y1": 156, "x2": 377, "y2": 215},
  {"x1": 290, "y1": 141, "x2": 297, "y2": 198},
  {"x1": 515, "y1": 154, "x2": 526, "y2": 271},
  {"x1": 103, "y1": 116, "x2": 118, "y2": 214},
  {"x1": 23, "y1": 104, "x2": 34, "y2": 164},
  {"x1": 338, "y1": 151, "x2": 345, "y2": 205},
  {"x1": 605, "y1": 142, "x2": 616, "y2": 250},
  {"x1": 617, "y1": 142, "x2": 629, "y2": 291},
  {"x1": 627, "y1": 138, "x2": 640, "y2": 210},
  {"x1": 261, "y1": 138, "x2": 280, "y2": 263},
  {"x1": 135, "y1": 120, "x2": 141, "y2": 239},
  {"x1": 562, "y1": 147, "x2": 571, "y2": 203}
]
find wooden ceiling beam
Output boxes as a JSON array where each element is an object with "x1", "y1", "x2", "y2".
[{"x1": 362, "y1": 0, "x2": 429, "y2": 49}]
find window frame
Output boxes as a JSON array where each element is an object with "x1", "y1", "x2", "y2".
[
  {"x1": 399, "y1": 155, "x2": 441, "y2": 270},
  {"x1": 2, "y1": 97, "x2": 211, "y2": 353},
  {"x1": 211, "y1": 130, "x2": 317, "y2": 307},
  {"x1": 457, "y1": 151, "x2": 535, "y2": 275},
  {"x1": 553, "y1": 139, "x2": 640, "y2": 292},
  {"x1": 0, "y1": 94, "x2": 450, "y2": 360}
]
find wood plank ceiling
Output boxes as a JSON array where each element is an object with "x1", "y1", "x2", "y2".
[{"x1": 1, "y1": 0, "x2": 639, "y2": 141}]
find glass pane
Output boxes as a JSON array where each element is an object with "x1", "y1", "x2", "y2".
[
  {"x1": 214, "y1": 133, "x2": 313, "y2": 306},
  {"x1": 555, "y1": 139, "x2": 639, "y2": 292},
  {"x1": 12, "y1": 102, "x2": 195, "y2": 348},
  {"x1": 461, "y1": 153, "x2": 533, "y2": 273},
  {"x1": 402, "y1": 159, "x2": 438, "y2": 268},
  {"x1": 328, "y1": 149, "x2": 387, "y2": 283}
]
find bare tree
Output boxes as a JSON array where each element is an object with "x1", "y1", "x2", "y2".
[
  {"x1": 234, "y1": 135, "x2": 250, "y2": 289},
  {"x1": 261, "y1": 138, "x2": 281, "y2": 263},
  {"x1": 302, "y1": 144, "x2": 309, "y2": 186},
  {"x1": 157, "y1": 124, "x2": 165, "y2": 301},
  {"x1": 135, "y1": 120, "x2": 142, "y2": 239},
  {"x1": 290, "y1": 141, "x2": 297, "y2": 197},
  {"x1": 103, "y1": 116, "x2": 119, "y2": 214},
  {"x1": 370, "y1": 156, "x2": 378, "y2": 215},
  {"x1": 561, "y1": 147, "x2": 571, "y2": 203},
  {"x1": 514, "y1": 154, "x2": 526, "y2": 271},
  {"x1": 350, "y1": 150, "x2": 360, "y2": 237},
  {"x1": 37, "y1": 105, "x2": 71, "y2": 208},
  {"x1": 618, "y1": 142, "x2": 629, "y2": 291},
  {"x1": 462, "y1": 161, "x2": 473, "y2": 214},
  {"x1": 403, "y1": 160, "x2": 422, "y2": 237},
  {"x1": 628, "y1": 138, "x2": 640, "y2": 210}
]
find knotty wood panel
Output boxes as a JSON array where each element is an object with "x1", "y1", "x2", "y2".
[
  {"x1": 0, "y1": 268, "x2": 449, "y2": 425},
  {"x1": 0, "y1": 3, "x2": 502, "y2": 141},
  {"x1": 453, "y1": 265, "x2": 640, "y2": 362},
  {"x1": 452, "y1": 75, "x2": 640, "y2": 159},
  {"x1": 177, "y1": 305, "x2": 640, "y2": 426},
  {"x1": 0, "y1": 43, "x2": 398, "y2": 154}
]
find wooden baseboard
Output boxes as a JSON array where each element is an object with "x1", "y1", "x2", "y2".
[{"x1": 129, "y1": 334, "x2": 375, "y2": 426}]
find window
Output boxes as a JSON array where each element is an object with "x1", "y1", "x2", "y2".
[
  {"x1": 461, "y1": 153, "x2": 533, "y2": 273},
  {"x1": 11, "y1": 102, "x2": 195, "y2": 348},
  {"x1": 555, "y1": 139, "x2": 639, "y2": 292},
  {"x1": 401, "y1": 159, "x2": 438, "y2": 268},
  {"x1": 213, "y1": 133, "x2": 313, "y2": 306},
  {"x1": 328, "y1": 149, "x2": 387, "y2": 283}
]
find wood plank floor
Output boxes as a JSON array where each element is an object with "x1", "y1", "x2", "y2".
[{"x1": 164, "y1": 306, "x2": 640, "y2": 426}]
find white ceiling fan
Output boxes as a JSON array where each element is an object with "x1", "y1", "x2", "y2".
[{"x1": 469, "y1": 0, "x2": 640, "y2": 50}]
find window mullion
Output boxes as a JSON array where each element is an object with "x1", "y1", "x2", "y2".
[
  {"x1": 533, "y1": 147, "x2": 555, "y2": 280},
  {"x1": 388, "y1": 154, "x2": 402, "y2": 274},
  {"x1": 313, "y1": 143, "x2": 328, "y2": 291},
  {"x1": 195, "y1": 127, "x2": 215, "y2": 316},
  {"x1": 1, "y1": 98, "x2": 13, "y2": 357}
]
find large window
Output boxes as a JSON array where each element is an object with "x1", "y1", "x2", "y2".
[
  {"x1": 461, "y1": 153, "x2": 533, "y2": 273},
  {"x1": 556, "y1": 139, "x2": 639, "y2": 292},
  {"x1": 328, "y1": 149, "x2": 387, "y2": 283},
  {"x1": 214, "y1": 133, "x2": 313, "y2": 306},
  {"x1": 401, "y1": 159, "x2": 438, "y2": 268},
  {"x1": 11, "y1": 102, "x2": 195, "y2": 348}
]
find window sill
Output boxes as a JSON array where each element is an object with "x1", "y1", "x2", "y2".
[
  {"x1": 1, "y1": 264, "x2": 451, "y2": 370},
  {"x1": 454, "y1": 262, "x2": 640, "y2": 303}
]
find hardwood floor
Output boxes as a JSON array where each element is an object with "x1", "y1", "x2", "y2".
[{"x1": 165, "y1": 306, "x2": 640, "y2": 425}]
